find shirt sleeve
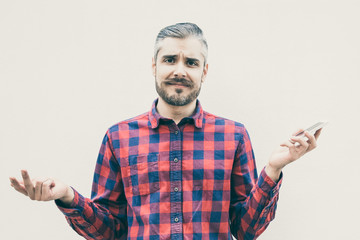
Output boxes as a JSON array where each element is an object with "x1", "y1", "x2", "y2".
[
  {"x1": 55, "y1": 130, "x2": 128, "y2": 240},
  {"x1": 229, "y1": 127, "x2": 282, "y2": 240}
]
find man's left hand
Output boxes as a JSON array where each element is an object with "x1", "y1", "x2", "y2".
[{"x1": 265, "y1": 128, "x2": 322, "y2": 182}]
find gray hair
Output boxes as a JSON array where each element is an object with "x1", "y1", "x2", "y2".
[{"x1": 154, "y1": 22, "x2": 208, "y2": 65}]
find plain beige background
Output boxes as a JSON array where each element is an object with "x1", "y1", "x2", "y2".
[{"x1": 1, "y1": 0, "x2": 359, "y2": 239}]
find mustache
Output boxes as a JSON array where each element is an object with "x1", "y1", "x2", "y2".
[{"x1": 165, "y1": 78, "x2": 193, "y2": 87}]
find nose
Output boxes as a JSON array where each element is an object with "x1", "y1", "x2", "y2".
[{"x1": 173, "y1": 62, "x2": 186, "y2": 78}]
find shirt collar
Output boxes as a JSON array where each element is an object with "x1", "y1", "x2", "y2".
[{"x1": 149, "y1": 98, "x2": 204, "y2": 129}]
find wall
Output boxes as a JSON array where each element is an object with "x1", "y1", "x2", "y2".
[{"x1": 1, "y1": 1, "x2": 359, "y2": 239}]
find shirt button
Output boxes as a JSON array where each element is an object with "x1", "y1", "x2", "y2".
[
  {"x1": 174, "y1": 187, "x2": 179, "y2": 192},
  {"x1": 173, "y1": 158, "x2": 178, "y2": 163},
  {"x1": 174, "y1": 217, "x2": 179, "y2": 222},
  {"x1": 174, "y1": 131, "x2": 179, "y2": 135}
]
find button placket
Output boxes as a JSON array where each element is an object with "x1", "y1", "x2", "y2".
[{"x1": 169, "y1": 126, "x2": 182, "y2": 236}]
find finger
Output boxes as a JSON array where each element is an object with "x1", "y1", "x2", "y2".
[
  {"x1": 314, "y1": 128, "x2": 322, "y2": 140},
  {"x1": 305, "y1": 131, "x2": 317, "y2": 151},
  {"x1": 21, "y1": 170, "x2": 35, "y2": 200},
  {"x1": 9, "y1": 177, "x2": 28, "y2": 196},
  {"x1": 293, "y1": 128, "x2": 305, "y2": 136},
  {"x1": 34, "y1": 179, "x2": 44, "y2": 201},
  {"x1": 290, "y1": 135, "x2": 309, "y2": 149},
  {"x1": 288, "y1": 138, "x2": 295, "y2": 144},
  {"x1": 41, "y1": 179, "x2": 54, "y2": 201},
  {"x1": 280, "y1": 140, "x2": 295, "y2": 148}
]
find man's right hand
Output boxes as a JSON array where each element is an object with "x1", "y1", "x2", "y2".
[{"x1": 9, "y1": 170, "x2": 74, "y2": 206}]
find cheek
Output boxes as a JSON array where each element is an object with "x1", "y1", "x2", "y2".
[
  {"x1": 156, "y1": 66, "x2": 173, "y2": 79},
  {"x1": 188, "y1": 70, "x2": 204, "y2": 83}
]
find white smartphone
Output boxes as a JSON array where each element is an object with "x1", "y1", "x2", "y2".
[{"x1": 293, "y1": 121, "x2": 328, "y2": 146}]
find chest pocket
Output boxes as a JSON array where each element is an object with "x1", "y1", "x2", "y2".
[{"x1": 122, "y1": 153, "x2": 160, "y2": 197}]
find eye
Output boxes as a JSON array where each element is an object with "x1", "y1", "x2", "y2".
[
  {"x1": 187, "y1": 59, "x2": 199, "y2": 67},
  {"x1": 163, "y1": 57, "x2": 175, "y2": 63}
]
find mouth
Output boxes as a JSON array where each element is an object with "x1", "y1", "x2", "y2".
[
  {"x1": 166, "y1": 82, "x2": 189, "y2": 88},
  {"x1": 165, "y1": 79, "x2": 192, "y2": 88}
]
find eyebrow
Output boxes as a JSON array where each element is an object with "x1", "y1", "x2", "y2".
[
  {"x1": 162, "y1": 55, "x2": 177, "y2": 59},
  {"x1": 162, "y1": 55, "x2": 200, "y2": 63},
  {"x1": 186, "y1": 57, "x2": 200, "y2": 63}
]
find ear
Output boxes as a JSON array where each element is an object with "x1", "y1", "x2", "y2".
[
  {"x1": 152, "y1": 57, "x2": 156, "y2": 77},
  {"x1": 201, "y1": 63, "x2": 208, "y2": 83}
]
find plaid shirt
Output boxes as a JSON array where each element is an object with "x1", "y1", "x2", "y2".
[{"x1": 56, "y1": 99, "x2": 282, "y2": 240}]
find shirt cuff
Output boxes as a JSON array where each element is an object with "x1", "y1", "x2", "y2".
[
  {"x1": 258, "y1": 167, "x2": 283, "y2": 199},
  {"x1": 55, "y1": 187, "x2": 85, "y2": 217}
]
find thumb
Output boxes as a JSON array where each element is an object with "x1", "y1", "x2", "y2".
[{"x1": 41, "y1": 178, "x2": 56, "y2": 201}]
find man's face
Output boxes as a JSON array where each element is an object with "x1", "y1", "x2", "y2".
[{"x1": 152, "y1": 37, "x2": 208, "y2": 106}]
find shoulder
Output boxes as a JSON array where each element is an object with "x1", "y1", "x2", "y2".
[
  {"x1": 202, "y1": 111, "x2": 253, "y2": 147},
  {"x1": 202, "y1": 110, "x2": 251, "y2": 141},
  {"x1": 203, "y1": 111, "x2": 245, "y2": 129},
  {"x1": 204, "y1": 111, "x2": 255, "y2": 151},
  {"x1": 106, "y1": 112, "x2": 150, "y2": 135}
]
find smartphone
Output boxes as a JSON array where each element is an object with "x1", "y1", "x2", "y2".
[{"x1": 294, "y1": 121, "x2": 328, "y2": 146}]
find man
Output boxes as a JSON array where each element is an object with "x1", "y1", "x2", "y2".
[{"x1": 10, "y1": 23, "x2": 321, "y2": 240}]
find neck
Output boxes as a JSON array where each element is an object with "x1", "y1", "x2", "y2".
[{"x1": 156, "y1": 98, "x2": 197, "y2": 124}]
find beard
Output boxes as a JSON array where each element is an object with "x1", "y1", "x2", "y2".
[{"x1": 155, "y1": 77, "x2": 202, "y2": 106}]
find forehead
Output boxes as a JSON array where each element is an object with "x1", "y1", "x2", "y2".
[{"x1": 157, "y1": 37, "x2": 204, "y2": 61}]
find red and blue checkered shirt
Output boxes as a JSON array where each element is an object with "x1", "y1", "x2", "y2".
[{"x1": 56, "y1": 99, "x2": 282, "y2": 240}]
